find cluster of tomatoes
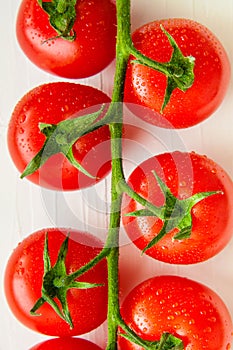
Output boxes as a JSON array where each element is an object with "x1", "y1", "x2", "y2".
[{"x1": 3, "y1": 0, "x2": 233, "y2": 349}]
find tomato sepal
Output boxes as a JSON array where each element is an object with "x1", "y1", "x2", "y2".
[
  {"x1": 160, "y1": 26, "x2": 195, "y2": 112},
  {"x1": 130, "y1": 25, "x2": 195, "y2": 111},
  {"x1": 125, "y1": 169, "x2": 221, "y2": 253},
  {"x1": 38, "y1": 0, "x2": 77, "y2": 41},
  {"x1": 20, "y1": 105, "x2": 106, "y2": 180},
  {"x1": 119, "y1": 330, "x2": 184, "y2": 350},
  {"x1": 30, "y1": 233, "x2": 104, "y2": 328}
]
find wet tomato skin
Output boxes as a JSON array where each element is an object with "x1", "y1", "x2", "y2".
[
  {"x1": 124, "y1": 18, "x2": 230, "y2": 128},
  {"x1": 30, "y1": 337, "x2": 103, "y2": 350},
  {"x1": 122, "y1": 151, "x2": 233, "y2": 264},
  {"x1": 4, "y1": 228, "x2": 108, "y2": 337},
  {"x1": 16, "y1": 0, "x2": 117, "y2": 78},
  {"x1": 7, "y1": 82, "x2": 111, "y2": 191},
  {"x1": 119, "y1": 275, "x2": 233, "y2": 350}
]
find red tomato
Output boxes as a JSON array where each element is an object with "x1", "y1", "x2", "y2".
[
  {"x1": 30, "y1": 337, "x2": 103, "y2": 350},
  {"x1": 122, "y1": 151, "x2": 233, "y2": 264},
  {"x1": 7, "y1": 82, "x2": 111, "y2": 191},
  {"x1": 4, "y1": 228, "x2": 108, "y2": 337},
  {"x1": 119, "y1": 275, "x2": 233, "y2": 350},
  {"x1": 16, "y1": 0, "x2": 116, "y2": 78},
  {"x1": 124, "y1": 18, "x2": 230, "y2": 128}
]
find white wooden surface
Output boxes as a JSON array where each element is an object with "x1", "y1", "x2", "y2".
[{"x1": 0, "y1": 0, "x2": 233, "y2": 349}]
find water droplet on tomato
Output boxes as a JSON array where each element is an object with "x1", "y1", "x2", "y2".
[
  {"x1": 204, "y1": 326, "x2": 212, "y2": 333},
  {"x1": 174, "y1": 324, "x2": 181, "y2": 330},
  {"x1": 167, "y1": 315, "x2": 175, "y2": 321},
  {"x1": 61, "y1": 105, "x2": 69, "y2": 112},
  {"x1": 18, "y1": 127, "x2": 24, "y2": 134},
  {"x1": 16, "y1": 267, "x2": 25, "y2": 276},
  {"x1": 192, "y1": 333, "x2": 199, "y2": 339},
  {"x1": 189, "y1": 318, "x2": 195, "y2": 325},
  {"x1": 208, "y1": 316, "x2": 216, "y2": 323},
  {"x1": 156, "y1": 288, "x2": 163, "y2": 295},
  {"x1": 172, "y1": 302, "x2": 179, "y2": 308},
  {"x1": 19, "y1": 114, "x2": 27, "y2": 123},
  {"x1": 175, "y1": 310, "x2": 181, "y2": 316}
]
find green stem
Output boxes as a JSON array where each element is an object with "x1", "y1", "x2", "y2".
[
  {"x1": 104, "y1": 1, "x2": 132, "y2": 348},
  {"x1": 103, "y1": 1, "x2": 191, "y2": 346},
  {"x1": 67, "y1": 247, "x2": 110, "y2": 281},
  {"x1": 130, "y1": 45, "x2": 171, "y2": 76},
  {"x1": 117, "y1": 179, "x2": 164, "y2": 219},
  {"x1": 106, "y1": 122, "x2": 124, "y2": 350}
]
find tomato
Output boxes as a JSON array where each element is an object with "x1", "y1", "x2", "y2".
[
  {"x1": 124, "y1": 18, "x2": 230, "y2": 128},
  {"x1": 122, "y1": 151, "x2": 233, "y2": 264},
  {"x1": 119, "y1": 275, "x2": 233, "y2": 349},
  {"x1": 30, "y1": 337, "x2": 103, "y2": 350},
  {"x1": 7, "y1": 82, "x2": 111, "y2": 191},
  {"x1": 16, "y1": 0, "x2": 116, "y2": 78},
  {"x1": 4, "y1": 228, "x2": 108, "y2": 337}
]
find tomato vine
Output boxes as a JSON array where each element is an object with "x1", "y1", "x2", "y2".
[
  {"x1": 19, "y1": 0, "x2": 194, "y2": 348},
  {"x1": 7, "y1": 0, "x2": 233, "y2": 349},
  {"x1": 85, "y1": 1, "x2": 193, "y2": 347}
]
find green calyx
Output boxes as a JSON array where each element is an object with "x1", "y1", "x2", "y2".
[
  {"x1": 119, "y1": 331, "x2": 184, "y2": 350},
  {"x1": 125, "y1": 170, "x2": 221, "y2": 253},
  {"x1": 156, "y1": 333, "x2": 184, "y2": 350},
  {"x1": 20, "y1": 105, "x2": 106, "y2": 180},
  {"x1": 38, "y1": 0, "x2": 78, "y2": 41},
  {"x1": 30, "y1": 233, "x2": 103, "y2": 328},
  {"x1": 130, "y1": 25, "x2": 195, "y2": 112},
  {"x1": 159, "y1": 26, "x2": 195, "y2": 112}
]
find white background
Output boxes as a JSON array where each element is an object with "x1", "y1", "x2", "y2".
[{"x1": 0, "y1": 0, "x2": 233, "y2": 349}]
